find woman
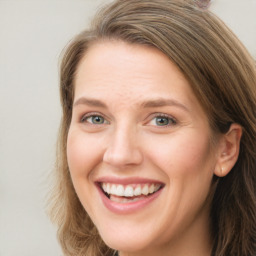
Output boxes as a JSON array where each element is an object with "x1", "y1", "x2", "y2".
[{"x1": 49, "y1": 0, "x2": 256, "y2": 255}]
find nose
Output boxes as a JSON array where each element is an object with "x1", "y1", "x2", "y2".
[{"x1": 103, "y1": 126, "x2": 143, "y2": 168}]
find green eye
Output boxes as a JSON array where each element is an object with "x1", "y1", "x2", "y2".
[
  {"x1": 89, "y1": 116, "x2": 105, "y2": 124},
  {"x1": 82, "y1": 115, "x2": 107, "y2": 125},
  {"x1": 91, "y1": 116, "x2": 105, "y2": 124},
  {"x1": 148, "y1": 115, "x2": 176, "y2": 127},
  {"x1": 155, "y1": 117, "x2": 170, "y2": 126}
]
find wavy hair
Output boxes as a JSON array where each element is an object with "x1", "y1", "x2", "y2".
[{"x1": 48, "y1": 0, "x2": 256, "y2": 255}]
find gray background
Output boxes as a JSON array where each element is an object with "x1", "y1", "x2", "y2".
[{"x1": 0, "y1": 0, "x2": 255, "y2": 255}]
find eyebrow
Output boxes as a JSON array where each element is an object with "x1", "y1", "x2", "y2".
[
  {"x1": 141, "y1": 98, "x2": 189, "y2": 112},
  {"x1": 73, "y1": 97, "x2": 107, "y2": 108},
  {"x1": 73, "y1": 97, "x2": 189, "y2": 112}
]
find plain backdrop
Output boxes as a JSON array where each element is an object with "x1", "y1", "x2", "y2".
[{"x1": 0, "y1": 0, "x2": 255, "y2": 255}]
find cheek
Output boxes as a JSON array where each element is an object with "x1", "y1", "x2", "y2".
[
  {"x1": 67, "y1": 130, "x2": 101, "y2": 177},
  {"x1": 66, "y1": 130, "x2": 103, "y2": 214},
  {"x1": 145, "y1": 130, "x2": 214, "y2": 178},
  {"x1": 67, "y1": 132, "x2": 84, "y2": 175}
]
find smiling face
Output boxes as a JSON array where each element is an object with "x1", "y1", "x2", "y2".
[{"x1": 67, "y1": 41, "x2": 220, "y2": 256}]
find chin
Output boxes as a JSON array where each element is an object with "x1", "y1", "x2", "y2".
[{"x1": 99, "y1": 228, "x2": 154, "y2": 253}]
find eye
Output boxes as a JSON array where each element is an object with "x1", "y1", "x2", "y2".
[
  {"x1": 148, "y1": 114, "x2": 177, "y2": 127},
  {"x1": 81, "y1": 114, "x2": 109, "y2": 125}
]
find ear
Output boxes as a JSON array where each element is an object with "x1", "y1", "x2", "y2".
[{"x1": 214, "y1": 123, "x2": 242, "y2": 177}]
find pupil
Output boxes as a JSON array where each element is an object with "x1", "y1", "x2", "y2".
[
  {"x1": 93, "y1": 116, "x2": 103, "y2": 124},
  {"x1": 156, "y1": 117, "x2": 168, "y2": 126}
]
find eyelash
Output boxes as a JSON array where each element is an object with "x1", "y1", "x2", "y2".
[
  {"x1": 80, "y1": 112, "x2": 109, "y2": 125},
  {"x1": 147, "y1": 113, "x2": 177, "y2": 127},
  {"x1": 80, "y1": 112, "x2": 177, "y2": 127}
]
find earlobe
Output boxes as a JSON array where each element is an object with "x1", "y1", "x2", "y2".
[
  {"x1": 214, "y1": 123, "x2": 242, "y2": 177},
  {"x1": 214, "y1": 165, "x2": 228, "y2": 177}
]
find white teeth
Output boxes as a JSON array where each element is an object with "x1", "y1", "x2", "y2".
[
  {"x1": 124, "y1": 186, "x2": 134, "y2": 197},
  {"x1": 101, "y1": 183, "x2": 162, "y2": 197},
  {"x1": 116, "y1": 185, "x2": 124, "y2": 196},
  {"x1": 154, "y1": 184, "x2": 161, "y2": 192},
  {"x1": 110, "y1": 184, "x2": 117, "y2": 195},
  {"x1": 106, "y1": 183, "x2": 111, "y2": 194},
  {"x1": 134, "y1": 186, "x2": 141, "y2": 196},
  {"x1": 142, "y1": 185, "x2": 149, "y2": 195},
  {"x1": 149, "y1": 184, "x2": 154, "y2": 194}
]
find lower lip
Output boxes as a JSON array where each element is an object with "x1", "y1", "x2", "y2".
[{"x1": 96, "y1": 185, "x2": 163, "y2": 214}]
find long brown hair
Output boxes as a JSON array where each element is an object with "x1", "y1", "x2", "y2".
[{"x1": 49, "y1": 0, "x2": 256, "y2": 255}]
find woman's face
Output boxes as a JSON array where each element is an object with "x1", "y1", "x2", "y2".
[{"x1": 67, "y1": 41, "x2": 220, "y2": 255}]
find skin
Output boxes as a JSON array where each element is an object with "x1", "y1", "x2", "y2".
[{"x1": 67, "y1": 41, "x2": 240, "y2": 256}]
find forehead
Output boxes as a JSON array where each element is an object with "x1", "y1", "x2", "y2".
[{"x1": 74, "y1": 41, "x2": 195, "y2": 103}]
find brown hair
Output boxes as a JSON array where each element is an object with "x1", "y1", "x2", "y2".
[{"x1": 48, "y1": 0, "x2": 256, "y2": 255}]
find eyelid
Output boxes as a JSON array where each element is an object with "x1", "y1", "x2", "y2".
[
  {"x1": 78, "y1": 111, "x2": 176, "y2": 127},
  {"x1": 80, "y1": 112, "x2": 110, "y2": 124},
  {"x1": 146, "y1": 112, "x2": 177, "y2": 126}
]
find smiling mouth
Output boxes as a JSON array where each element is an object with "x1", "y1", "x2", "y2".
[{"x1": 99, "y1": 182, "x2": 164, "y2": 203}]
